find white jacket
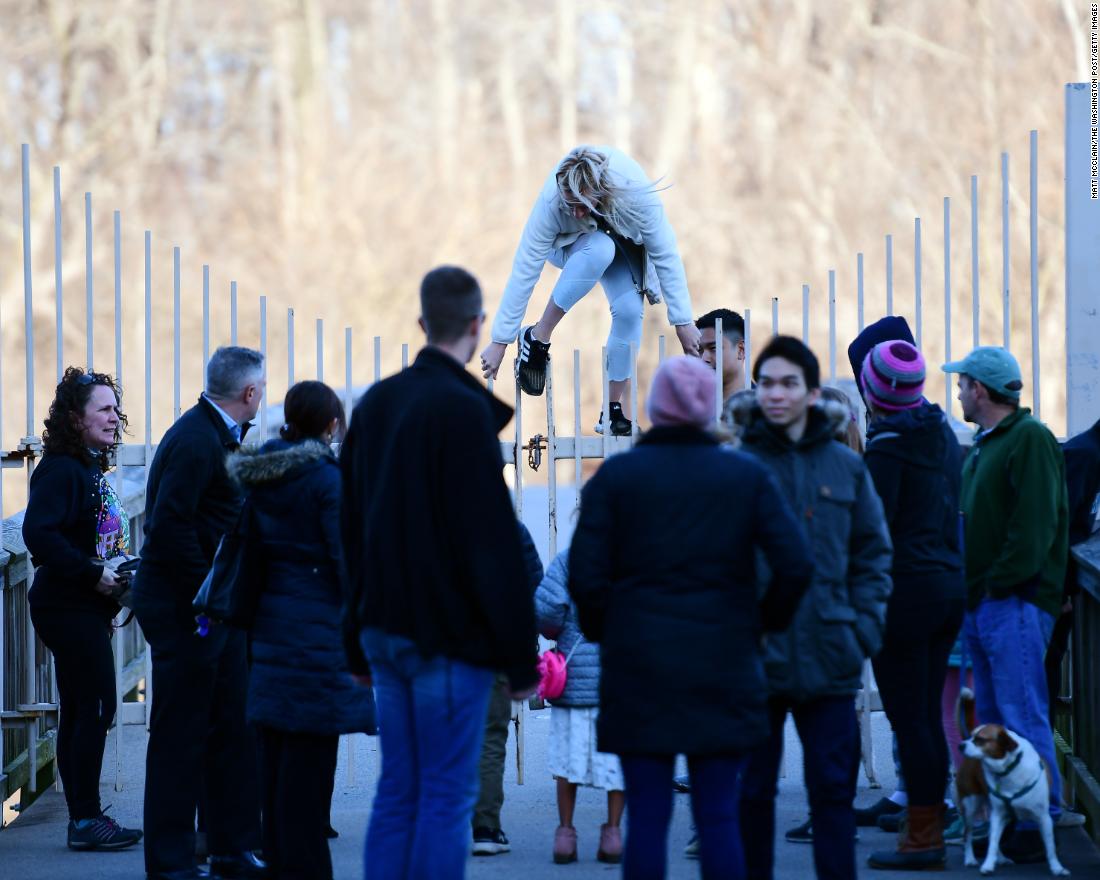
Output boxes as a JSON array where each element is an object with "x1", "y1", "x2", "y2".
[{"x1": 491, "y1": 147, "x2": 693, "y2": 345}]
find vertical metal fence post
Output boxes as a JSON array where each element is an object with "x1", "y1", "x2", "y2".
[
  {"x1": 114, "y1": 212, "x2": 123, "y2": 384},
  {"x1": 771, "y1": 297, "x2": 779, "y2": 336},
  {"x1": 230, "y1": 281, "x2": 238, "y2": 346},
  {"x1": 629, "y1": 341, "x2": 638, "y2": 442},
  {"x1": 111, "y1": 208, "x2": 124, "y2": 792},
  {"x1": 288, "y1": 308, "x2": 296, "y2": 388},
  {"x1": 344, "y1": 328, "x2": 353, "y2": 419},
  {"x1": 53, "y1": 167, "x2": 63, "y2": 383},
  {"x1": 573, "y1": 349, "x2": 581, "y2": 511},
  {"x1": 971, "y1": 175, "x2": 980, "y2": 349},
  {"x1": 515, "y1": 335, "x2": 525, "y2": 518},
  {"x1": 857, "y1": 252, "x2": 865, "y2": 332},
  {"x1": 260, "y1": 297, "x2": 268, "y2": 441},
  {"x1": 885, "y1": 235, "x2": 894, "y2": 317},
  {"x1": 546, "y1": 354, "x2": 558, "y2": 555},
  {"x1": 401, "y1": 343, "x2": 409, "y2": 370},
  {"x1": 1002, "y1": 152, "x2": 1011, "y2": 351},
  {"x1": 173, "y1": 247, "x2": 181, "y2": 422},
  {"x1": 21, "y1": 144, "x2": 38, "y2": 791},
  {"x1": 914, "y1": 218, "x2": 923, "y2": 350},
  {"x1": 743, "y1": 309, "x2": 752, "y2": 390},
  {"x1": 1029, "y1": 130, "x2": 1040, "y2": 420},
  {"x1": 202, "y1": 266, "x2": 211, "y2": 378},
  {"x1": 86, "y1": 192, "x2": 94, "y2": 370},
  {"x1": 802, "y1": 285, "x2": 810, "y2": 345},
  {"x1": 317, "y1": 319, "x2": 324, "y2": 382},
  {"x1": 828, "y1": 270, "x2": 837, "y2": 383},
  {"x1": 944, "y1": 197, "x2": 953, "y2": 417},
  {"x1": 373, "y1": 337, "x2": 381, "y2": 384},
  {"x1": 714, "y1": 318, "x2": 724, "y2": 421},
  {"x1": 600, "y1": 347, "x2": 609, "y2": 461},
  {"x1": 144, "y1": 230, "x2": 154, "y2": 727},
  {"x1": 657, "y1": 334, "x2": 666, "y2": 363}
]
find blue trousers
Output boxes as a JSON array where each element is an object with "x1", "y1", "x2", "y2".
[
  {"x1": 963, "y1": 596, "x2": 1061, "y2": 817},
  {"x1": 740, "y1": 695, "x2": 859, "y2": 880},
  {"x1": 618, "y1": 753, "x2": 747, "y2": 880},
  {"x1": 548, "y1": 231, "x2": 644, "y2": 382},
  {"x1": 360, "y1": 630, "x2": 494, "y2": 880}
]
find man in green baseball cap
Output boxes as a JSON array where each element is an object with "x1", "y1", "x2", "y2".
[{"x1": 941, "y1": 346, "x2": 1078, "y2": 854}]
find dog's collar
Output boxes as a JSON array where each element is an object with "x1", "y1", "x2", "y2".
[
  {"x1": 990, "y1": 751, "x2": 1024, "y2": 777},
  {"x1": 990, "y1": 771, "x2": 1043, "y2": 807}
]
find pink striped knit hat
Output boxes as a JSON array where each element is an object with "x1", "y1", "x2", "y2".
[{"x1": 860, "y1": 340, "x2": 926, "y2": 411}]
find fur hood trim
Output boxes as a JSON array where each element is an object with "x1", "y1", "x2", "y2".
[
  {"x1": 227, "y1": 439, "x2": 335, "y2": 487},
  {"x1": 727, "y1": 392, "x2": 851, "y2": 439}
]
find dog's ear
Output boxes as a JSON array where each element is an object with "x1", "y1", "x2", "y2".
[{"x1": 997, "y1": 729, "x2": 1019, "y2": 754}]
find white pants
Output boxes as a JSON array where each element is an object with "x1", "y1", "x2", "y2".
[{"x1": 548, "y1": 231, "x2": 644, "y2": 382}]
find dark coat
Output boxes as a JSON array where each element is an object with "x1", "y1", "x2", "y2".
[
  {"x1": 229, "y1": 439, "x2": 375, "y2": 735},
  {"x1": 734, "y1": 398, "x2": 894, "y2": 701},
  {"x1": 864, "y1": 402, "x2": 966, "y2": 603},
  {"x1": 23, "y1": 452, "x2": 119, "y2": 618},
  {"x1": 1062, "y1": 417, "x2": 1100, "y2": 599},
  {"x1": 568, "y1": 425, "x2": 814, "y2": 757},
  {"x1": 136, "y1": 396, "x2": 247, "y2": 609},
  {"x1": 340, "y1": 346, "x2": 539, "y2": 691}
]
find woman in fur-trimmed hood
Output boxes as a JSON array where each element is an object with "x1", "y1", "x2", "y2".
[{"x1": 227, "y1": 381, "x2": 375, "y2": 880}]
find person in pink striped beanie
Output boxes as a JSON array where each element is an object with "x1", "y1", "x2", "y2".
[{"x1": 860, "y1": 339, "x2": 926, "y2": 412}]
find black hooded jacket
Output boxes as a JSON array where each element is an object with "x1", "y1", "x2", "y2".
[{"x1": 864, "y1": 402, "x2": 966, "y2": 600}]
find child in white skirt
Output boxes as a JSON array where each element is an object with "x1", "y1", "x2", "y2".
[{"x1": 535, "y1": 549, "x2": 625, "y2": 865}]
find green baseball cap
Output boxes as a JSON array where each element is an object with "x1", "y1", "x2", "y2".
[{"x1": 941, "y1": 346, "x2": 1023, "y2": 399}]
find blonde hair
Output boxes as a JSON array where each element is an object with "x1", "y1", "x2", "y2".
[
  {"x1": 819, "y1": 386, "x2": 864, "y2": 454},
  {"x1": 555, "y1": 146, "x2": 658, "y2": 240}
]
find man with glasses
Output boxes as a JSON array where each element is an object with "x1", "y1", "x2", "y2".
[{"x1": 479, "y1": 145, "x2": 700, "y2": 436}]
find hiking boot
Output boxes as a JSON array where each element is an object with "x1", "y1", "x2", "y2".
[
  {"x1": 684, "y1": 833, "x2": 700, "y2": 859},
  {"x1": 67, "y1": 813, "x2": 143, "y2": 850},
  {"x1": 472, "y1": 826, "x2": 511, "y2": 855},
  {"x1": 597, "y1": 823, "x2": 622, "y2": 863},
  {"x1": 553, "y1": 825, "x2": 577, "y2": 864},
  {"x1": 785, "y1": 819, "x2": 814, "y2": 843},
  {"x1": 867, "y1": 803, "x2": 947, "y2": 871},
  {"x1": 516, "y1": 326, "x2": 550, "y2": 396},
  {"x1": 594, "y1": 401, "x2": 632, "y2": 436},
  {"x1": 856, "y1": 796, "x2": 906, "y2": 827}
]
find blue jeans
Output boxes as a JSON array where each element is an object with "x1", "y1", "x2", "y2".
[
  {"x1": 963, "y1": 597, "x2": 1061, "y2": 817},
  {"x1": 618, "y1": 753, "x2": 746, "y2": 880},
  {"x1": 360, "y1": 629, "x2": 494, "y2": 880},
  {"x1": 548, "y1": 231, "x2": 643, "y2": 382},
  {"x1": 740, "y1": 696, "x2": 859, "y2": 880}
]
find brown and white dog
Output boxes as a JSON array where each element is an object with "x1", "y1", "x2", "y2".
[{"x1": 957, "y1": 722, "x2": 1070, "y2": 876}]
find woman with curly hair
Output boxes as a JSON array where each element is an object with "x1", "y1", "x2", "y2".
[{"x1": 22, "y1": 367, "x2": 143, "y2": 851}]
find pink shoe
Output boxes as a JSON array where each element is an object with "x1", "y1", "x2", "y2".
[
  {"x1": 597, "y1": 823, "x2": 622, "y2": 864},
  {"x1": 553, "y1": 825, "x2": 578, "y2": 864}
]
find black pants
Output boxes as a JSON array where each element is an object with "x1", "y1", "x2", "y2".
[
  {"x1": 259, "y1": 726, "x2": 339, "y2": 880},
  {"x1": 872, "y1": 596, "x2": 966, "y2": 807},
  {"x1": 1044, "y1": 606, "x2": 1073, "y2": 727},
  {"x1": 30, "y1": 605, "x2": 116, "y2": 822},
  {"x1": 135, "y1": 594, "x2": 261, "y2": 873}
]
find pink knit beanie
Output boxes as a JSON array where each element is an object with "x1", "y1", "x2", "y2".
[{"x1": 646, "y1": 356, "x2": 717, "y2": 429}]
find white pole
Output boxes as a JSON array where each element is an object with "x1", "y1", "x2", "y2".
[
  {"x1": 828, "y1": 270, "x2": 837, "y2": 383},
  {"x1": 173, "y1": 247, "x2": 181, "y2": 421},
  {"x1": 856, "y1": 252, "x2": 865, "y2": 332},
  {"x1": 344, "y1": 327, "x2": 353, "y2": 419},
  {"x1": 573, "y1": 349, "x2": 582, "y2": 509},
  {"x1": 85, "y1": 192, "x2": 94, "y2": 370},
  {"x1": 914, "y1": 218, "x2": 923, "y2": 350},
  {"x1": 260, "y1": 297, "x2": 268, "y2": 440},
  {"x1": 971, "y1": 175, "x2": 980, "y2": 349},
  {"x1": 944, "y1": 197, "x2": 953, "y2": 417},
  {"x1": 230, "y1": 281, "x2": 238, "y2": 345},
  {"x1": 202, "y1": 265, "x2": 210, "y2": 378},
  {"x1": 547, "y1": 357, "x2": 558, "y2": 555},
  {"x1": 288, "y1": 308, "x2": 296, "y2": 388},
  {"x1": 114, "y1": 212, "x2": 123, "y2": 384},
  {"x1": 53, "y1": 167, "x2": 63, "y2": 383},
  {"x1": 714, "y1": 318, "x2": 724, "y2": 421},
  {"x1": 885, "y1": 235, "x2": 894, "y2": 317},
  {"x1": 743, "y1": 309, "x2": 752, "y2": 390},
  {"x1": 316, "y1": 318, "x2": 324, "y2": 382},
  {"x1": 1029, "y1": 130, "x2": 1040, "y2": 420},
  {"x1": 1002, "y1": 152, "x2": 1011, "y2": 351},
  {"x1": 802, "y1": 284, "x2": 810, "y2": 345}
]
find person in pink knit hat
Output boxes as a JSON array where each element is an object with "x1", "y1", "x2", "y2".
[{"x1": 567, "y1": 354, "x2": 814, "y2": 879}]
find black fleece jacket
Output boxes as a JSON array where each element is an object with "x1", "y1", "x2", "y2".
[{"x1": 339, "y1": 347, "x2": 539, "y2": 691}]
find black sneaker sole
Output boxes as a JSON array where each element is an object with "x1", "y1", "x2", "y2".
[{"x1": 68, "y1": 832, "x2": 143, "y2": 851}]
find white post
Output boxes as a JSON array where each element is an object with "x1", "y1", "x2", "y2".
[
  {"x1": 288, "y1": 308, "x2": 296, "y2": 388},
  {"x1": 743, "y1": 309, "x2": 752, "y2": 390},
  {"x1": 715, "y1": 318, "x2": 724, "y2": 421},
  {"x1": 944, "y1": 197, "x2": 953, "y2": 417},
  {"x1": 828, "y1": 269, "x2": 837, "y2": 383},
  {"x1": 202, "y1": 265, "x2": 210, "y2": 378},
  {"x1": 914, "y1": 217, "x2": 923, "y2": 350},
  {"x1": 317, "y1": 318, "x2": 324, "y2": 382},
  {"x1": 857, "y1": 252, "x2": 865, "y2": 332},
  {"x1": 546, "y1": 357, "x2": 558, "y2": 556},
  {"x1": 173, "y1": 247, "x2": 181, "y2": 422},
  {"x1": 344, "y1": 328, "x2": 353, "y2": 419},
  {"x1": 1002, "y1": 152, "x2": 1011, "y2": 351},
  {"x1": 971, "y1": 175, "x2": 980, "y2": 349},
  {"x1": 1030, "y1": 129, "x2": 1042, "y2": 422},
  {"x1": 85, "y1": 192, "x2": 94, "y2": 370},
  {"x1": 802, "y1": 284, "x2": 810, "y2": 345},
  {"x1": 259, "y1": 297, "x2": 268, "y2": 440},
  {"x1": 573, "y1": 349, "x2": 582, "y2": 511},
  {"x1": 885, "y1": 234, "x2": 894, "y2": 317},
  {"x1": 230, "y1": 281, "x2": 238, "y2": 345},
  {"x1": 53, "y1": 167, "x2": 63, "y2": 383}
]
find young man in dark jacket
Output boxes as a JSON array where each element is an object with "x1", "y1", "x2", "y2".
[
  {"x1": 132, "y1": 346, "x2": 266, "y2": 880},
  {"x1": 734, "y1": 336, "x2": 893, "y2": 880},
  {"x1": 943, "y1": 347, "x2": 1074, "y2": 843},
  {"x1": 340, "y1": 265, "x2": 539, "y2": 879}
]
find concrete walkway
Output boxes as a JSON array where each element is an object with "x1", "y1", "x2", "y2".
[{"x1": 1, "y1": 706, "x2": 1097, "y2": 879}]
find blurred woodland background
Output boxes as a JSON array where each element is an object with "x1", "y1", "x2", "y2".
[{"x1": 0, "y1": 0, "x2": 1091, "y2": 510}]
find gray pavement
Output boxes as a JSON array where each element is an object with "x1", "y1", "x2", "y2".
[{"x1": 1, "y1": 706, "x2": 1097, "y2": 879}]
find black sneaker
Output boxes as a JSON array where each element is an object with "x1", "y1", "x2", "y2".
[
  {"x1": 856, "y1": 796, "x2": 905, "y2": 827},
  {"x1": 594, "y1": 401, "x2": 632, "y2": 436},
  {"x1": 785, "y1": 819, "x2": 813, "y2": 843},
  {"x1": 516, "y1": 326, "x2": 550, "y2": 396},
  {"x1": 67, "y1": 813, "x2": 143, "y2": 850},
  {"x1": 472, "y1": 826, "x2": 511, "y2": 855}
]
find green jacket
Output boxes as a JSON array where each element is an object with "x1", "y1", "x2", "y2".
[{"x1": 959, "y1": 408, "x2": 1068, "y2": 617}]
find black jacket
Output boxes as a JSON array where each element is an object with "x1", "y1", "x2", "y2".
[
  {"x1": 135, "y1": 396, "x2": 247, "y2": 606},
  {"x1": 735, "y1": 398, "x2": 894, "y2": 701},
  {"x1": 1063, "y1": 418, "x2": 1100, "y2": 598},
  {"x1": 568, "y1": 425, "x2": 814, "y2": 757},
  {"x1": 229, "y1": 439, "x2": 376, "y2": 736},
  {"x1": 864, "y1": 402, "x2": 966, "y2": 602},
  {"x1": 340, "y1": 347, "x2": 539, "y2": 691},
  {"x1": 23, "y1": 452, "x2": 119, "y2": 618}
]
